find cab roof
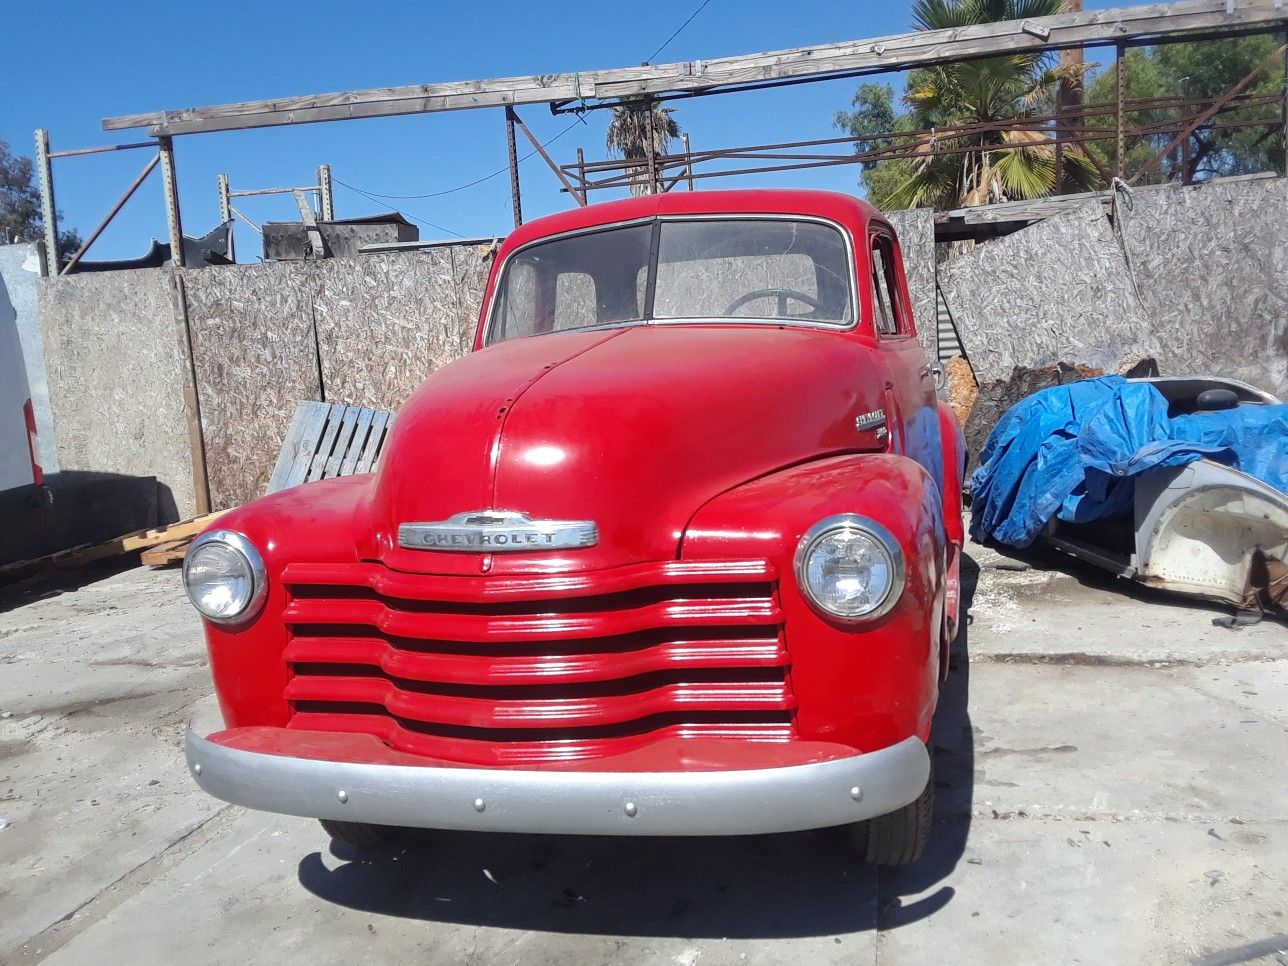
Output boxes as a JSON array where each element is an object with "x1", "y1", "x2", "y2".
[{"x1": 500, "y1": 189, "x2": 886, "y2": 253}]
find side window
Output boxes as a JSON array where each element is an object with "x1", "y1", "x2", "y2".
[{"x1": 870, "y1": 236, "x2": 904, "y2": 337}]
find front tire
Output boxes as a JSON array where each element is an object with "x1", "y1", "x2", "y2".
[
  {"x1": 852, "y1": 760, "x2": 934, "y2": 867},
  {"x1": 320, "y1": 819, "x2": 398, "y2": 848}
]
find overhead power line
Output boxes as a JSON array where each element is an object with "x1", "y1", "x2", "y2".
[
  {"x1": 336, "y1": 118, "x2": 582, "y2": 202},
  {"x1": 335, "y1": 1, "x2": 715, "y2": 227},
  {"x1": 645, "y1": 0, "x2": 715, "y2": 64}
]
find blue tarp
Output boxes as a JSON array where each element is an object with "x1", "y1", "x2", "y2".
[{"x1": 969, "y1": 376, "x2": 1288, "y2": 548}]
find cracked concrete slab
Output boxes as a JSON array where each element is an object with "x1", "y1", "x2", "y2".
[
  {"x1": 876, "y1": 817, "x2": 1288, "y2": 965},
  {"x1": 0, "y1": 529, "x2": 1284, "y2": 964}
]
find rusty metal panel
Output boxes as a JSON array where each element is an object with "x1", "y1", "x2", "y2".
[
  {"x1": 182, "y1": 261, "x2": 322, "y2": 509},
  {"x1": 313, "y1": 249, "x2": 467, "y2": 411},
  {"x1": 37, "y1": 268, "x2": 198, "y2": 519},
  {"x1": 1118, "y1": 177, "x2": 1288, "y2": 400},
  {"x1": 885, "y1": 208, "x2": 937, "y2": 359},
  {"x1": 940, "y1": 202, "x2": 1160, "y2": 384}
]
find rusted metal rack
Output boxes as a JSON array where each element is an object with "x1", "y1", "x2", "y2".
[
  {"x1": 37, "y1": 0, "x2": 1288, "y2": 240},
  {"x1": 553, "y1": 89, "x2": 1287, "y2": 199},
  {"x1": 217, "y1": 166, "x2": 336, "y2": 261},
  {"x1": 33, "y1": 132, "x2": 180, "y2": 274}
]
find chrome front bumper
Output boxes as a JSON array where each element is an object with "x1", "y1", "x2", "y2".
[{"x1": 185, "y1": 730, "x2": 929, "y2": 836}]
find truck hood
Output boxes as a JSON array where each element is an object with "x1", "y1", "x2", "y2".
[{"x1": 369, "y1": 324, "x2": 887, "y2": 574}]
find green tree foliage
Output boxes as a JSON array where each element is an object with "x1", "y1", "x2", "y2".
[
  {"x1": 0, "y1": 140, "x2": 81, "y2": 256},
  {"x1": 606, "y1": 98, "x2": 682, "y2": 196},
  {"x1": 1084, "y1": 36, "x2": 1285, "y2": 184},
  {"x1": 836, "y1": 0, "x2": 1102, "y2": 210}
]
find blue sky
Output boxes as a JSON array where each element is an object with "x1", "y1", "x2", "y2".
[{"x1": 2, "y1": 0, "x2": 1122, "y2": 260}]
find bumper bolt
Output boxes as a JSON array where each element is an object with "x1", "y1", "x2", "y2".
[
  {"x1": 192, "y1": 763, "x2": 201, "y2": 775},
  {"x1": 623, "y1": 802, "x2": 638, "y2": 818},
  {"x1": 849, "y1": 786, "x2": 862, "y2": 801},
  {"x1": 337, "y1": 790, "x2": 349, "y2": 804},
  {"x1": 473, "y1": 798, "x2": 486, "y2": 813}
]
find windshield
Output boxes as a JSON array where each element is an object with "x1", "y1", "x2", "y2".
[{"x1": 487, "y1": 218, "x2": 854, "y2": 345}]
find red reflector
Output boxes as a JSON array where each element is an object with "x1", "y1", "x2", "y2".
[{"x1": 23, "y1": 399, "x2": 43, "y2": 487}]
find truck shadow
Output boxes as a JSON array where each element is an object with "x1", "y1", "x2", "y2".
[{"x1": 295, "y1": 554, "x2": 979, "y2": 939}]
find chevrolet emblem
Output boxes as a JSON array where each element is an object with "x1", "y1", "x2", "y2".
[{"x1": 398, "y1": 510, "x2": 599, "y2": 552}]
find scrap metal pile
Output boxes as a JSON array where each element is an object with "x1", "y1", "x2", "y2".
[{"x1": 969, "y1": 375, "x2": 1287, "y2": 613}]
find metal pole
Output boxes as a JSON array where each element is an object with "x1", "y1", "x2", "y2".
[
  {"x1": 505, "y1": 107, "x2": 523, "y2": 228},
  {"x1": 217, "y1": 173, "x2": 235, "y2": 263},
  {"x1": 158, "y1": 136, "x2": 185, "y2": 267},
  {"x1": 682, "y1": 133, "x2": 695, "y2": 191},
  {"x1": 217, "y1": 173, "x2": 232, "y2": 224},
  {"x1": 576, "y1": 147, "x2": 586, "y2": 199},
  {"x1": 34, "y1": 130, "x2": 59, "y2": 272},
  {"x1": 645, "y1": 112, "x2": 659, "y2": 195},
  {"x1": 317, "y1": 164, "x2": 335, "y2": 221},
  {"x1": 1115, "y1": 43, "x2": 1126, "y2": 179},
  {"x1": 1282, "y1": 30, "x2": 1287, "y2": 177},
  {"x1": 48, "y1": 140, "x2": 157, "y2": 159},
  {"x1": 61, "y1": 153, "x2": 160, "y2": 274}
]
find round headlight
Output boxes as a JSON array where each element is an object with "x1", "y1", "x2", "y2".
[
  {"x1": 794, "y1": 515, "x2": 904, "y2": 621},
  {"x1": 182, "y1": 530, "x2": 267, "y2": 625}
]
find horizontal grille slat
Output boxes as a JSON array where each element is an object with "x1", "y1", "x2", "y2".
[
  {"x1": 282, "y1": 559, "x2": 792, "y2": 764},
  {"x1": 284, "y1": 635, "x2": 788, "y2": 687},
  {"x1": 283, "y1": 597, "x2": 781, "y2": 643},
  {"x1": 282, "y1": 560, "x2": 777, "y2": 604},
  {"x1": 285, "y1": 674, "x2": 792, "y2": 730}
]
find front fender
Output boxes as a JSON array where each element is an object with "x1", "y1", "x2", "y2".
[
  {"x1": 681, "y1": 454, "x2": 947, "y2": 751},
  {"x1": 196, "y1": 475, "x2": 376, "y2": 729}
]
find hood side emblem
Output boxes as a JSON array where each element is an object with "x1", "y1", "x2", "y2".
[
  {"x1": 855, "y1": 409, "x2": 887, "y2": 431},
  {"x1": 399, "y1": 510, "x2": 598, "y2": 553}
]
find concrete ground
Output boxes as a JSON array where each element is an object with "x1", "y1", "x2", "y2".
[{"x1": 1, "y1": 539, "x2": 1285, "y2": 965}]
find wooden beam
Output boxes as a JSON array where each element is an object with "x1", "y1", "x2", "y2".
[{"x1": 103, "y1": 0, "x2": 1288, "y2": 137}]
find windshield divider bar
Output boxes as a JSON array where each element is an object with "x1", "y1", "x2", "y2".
[{"x1": 642, "y1": 219, "x2": 662, "y2": 322}]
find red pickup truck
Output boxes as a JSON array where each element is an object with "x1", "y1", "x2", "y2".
[{"x1": 182, "y1": 189, "x2": 965, "y2": 866}]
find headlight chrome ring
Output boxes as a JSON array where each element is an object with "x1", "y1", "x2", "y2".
[
  {"x1": 182, "y1": 529, "x2": 268, "y2": 625},
  {"x1": 794, "y1": 514, "x2": 905, "y2": 622}
]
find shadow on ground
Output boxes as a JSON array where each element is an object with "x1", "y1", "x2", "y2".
[
  {"x1": 296, "y1": 556, "x2": 979, "y2": 940},
  {"x1": 987, "y1": 538, "x2": 1288, "y2": 629}
]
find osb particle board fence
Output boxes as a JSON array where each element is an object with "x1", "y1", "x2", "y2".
[
  {"x1": 313, "y1": 248, "x2": 476, "y2": 411},
  {"x1": 1117, "y1": 177, "x2": 1288, "y2": 399},
  {"x1": 183, "y1": 261, "x2": 323, "y2": 511},
  {"x1": 885, "y1": 208, "x2": 937, "y2": 360},
  {"x1": 38, "y1": 269, "x2": 199, "y2": 520},
  {"x1": 184, "y1": 244, "x2": 492, "y2": 509},
  {"x1": 939, "y1": 202, "x2": 1163, "y2": 384}
]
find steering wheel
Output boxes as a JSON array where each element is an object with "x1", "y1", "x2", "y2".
[{"x1": 724, "y1": 288, "x2": 823, "y2": 317}]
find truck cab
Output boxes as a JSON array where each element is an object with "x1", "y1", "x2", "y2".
[{"x1": 182, "y1": 189, "x2": 965, "y2": 865}]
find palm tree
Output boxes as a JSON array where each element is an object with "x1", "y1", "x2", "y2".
[
  {"x1": 605, "y1": 98, "x2": 681, "y2": 196},
  {"x1": 877, "y1": 0, "x2": 1101, "y2": 209}
]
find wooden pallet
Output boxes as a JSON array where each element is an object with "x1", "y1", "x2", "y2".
[
  {"x1": 140, "y1": 538, "x2": 193, "y2": 568},
  {"x1": 0, "y1": 511, "x2": 228, "y2": 584},
  {"x1": 265, "y1": 401, "x2": 396, "y2": 495}
]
